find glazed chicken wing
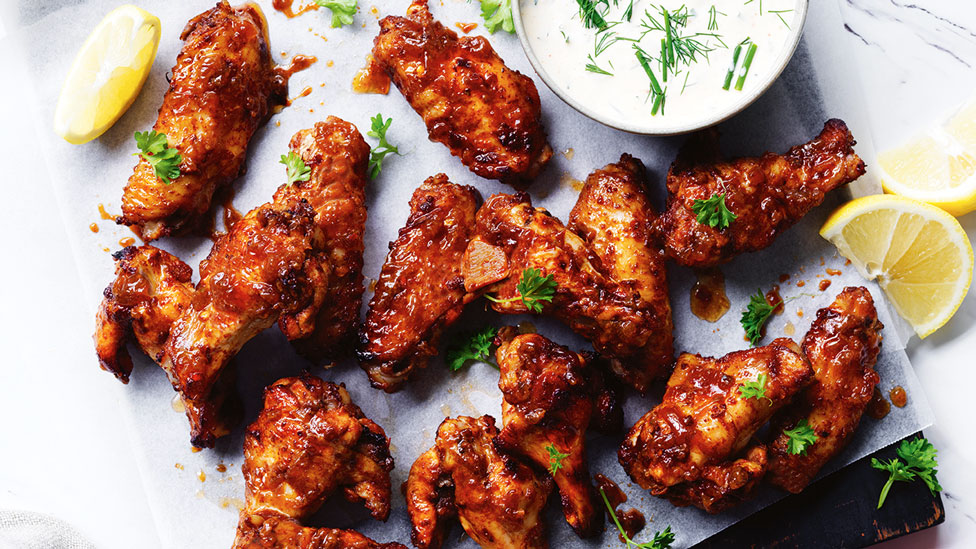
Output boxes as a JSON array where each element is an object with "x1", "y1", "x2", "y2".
[
  {"x1": 276, "y1": 118, "x2": 371, "y2": 360},
  {"x1": 405, "y1": 415, "x2": 550, "y2": 549},
  {"x1": 119, "y1": 1, "x2": 286, "y2": 241},
  {"x1": 619, "y1": 339, "x2": 813, "y2": 497},
  {"x1": 662, "y1": 444, "x2": 768, "y2": 513},
  {"x1": 164, "y1": 195, "x2": 329, "y2": 448},
  {"x1": 768, "y1": 287, "x2": 883, "y2": 493},
  {"x1": 358, "y1": 175, "x2": 481, "y2": 392},
  {"x1": 568, "y1": 154, "x2": 674, "y2": 387},
  {"x1": 234, "y1": 375, "x2": 403, "y2": 549},
  {"x1": 93, "y1": 245, "x2": 194, "y2": 383},
  {"x1": 462, "y1": 192, "x2": 668, "y2": 392},
  {"x1": 654, "y1": 119, "x2": 865, "y2": 267},
  {"x1": 372, "y1": 0, "x2": 552, "y2": 186},
  {"x1": 494, "y1": 328, "x2": 603, "y2": 539}
]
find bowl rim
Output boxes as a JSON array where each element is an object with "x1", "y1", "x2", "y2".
[{"x1": 512, "y1": 0, "x2": 811, "y2": 136}]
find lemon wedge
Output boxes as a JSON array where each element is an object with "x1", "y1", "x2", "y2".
[
  {"x1": 878, "y1": 96, "x2": 976, "y2": 216},
  {"x1": 53, "y1": 5, "x2": 160, "y2": 145},
  {"x1": 820, "y1": 195, "x2": 973, "y2": 338}
]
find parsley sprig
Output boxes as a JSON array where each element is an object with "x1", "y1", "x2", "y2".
[
  {"x1": 740, "y1": 289, "x2": 776, "y2": 346},
  {"x1": 486, "y1": 268, "x2": 558, "y2": 313},
  {"x1": 479, "y1": 0, "x2": 514, "y2": 34},
  {"x1": 600, "y1": 488, "x2": 675, "y2": 549},
  {"x1": 691, "y1": 193, "x2": 737, "y2": 229},
  {"x1": 445, "y1": 326, "x2": 498, "y2": 371},
  {"x1": 738, "y1": 373, "x2": 770, "y2": 404},
  {"x1": 314, "y1": 0, "x2": 357, "y2": 28},
  {"x1": 783, "y1": 419, "x2": 818, "y2": 456},
  {"x1": 545, "y1": 443, "x2": 569, "y2": 475},
  {"x1": 280, "y1": 152, "x2": 311, "y2": 185},
  {"x1": 134, "y1": 130, "x2": 181, "y2": 184},
  {"x1": 871, "y1": 437, "x2": 942, "y2": 509},
  {"x1": 366, "y1": 113, "x2": 401, "y2": 180}
]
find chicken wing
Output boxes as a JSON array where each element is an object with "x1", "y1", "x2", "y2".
[
  {"x1": 618, "y1": 339, "x2": 813, "y2": 493},
  {"x1": 654, "y1": 119, "x2": 865, "y2": 267},
  {"x1": 371, "y1": 0, "x2": 552, "y2": 186},
  {"x1": 568, "y1": 154, "x2": 674, "y2": 387},
  {"x1": 768, "y1": 287, "x2": 883, "y2": 493},
  {"x1": 358, "y1": 175, "x2": 481, "y2": 392},
  {"x1": 276, "y1": 118, "x2": 371, "y2": 360},
  {"x1": 405, "y1": 415, "x2": 550, "y2": 549},
  {"x1": 164, "y1": 195, "x2": 329, "y2": 448},
  {"x1": 462, "y1": 192, "x2": 668, "y2": 392},
  {"x1": 233, "y1": 374, "x2": 403, "y2": 549},
  {"x1": 662, "y1": 444, "x2": 768, "y2": 513},
  {"x1": 119, "y1": 1, "x2": 286, "y2": 241},
  {"x1": 494, "y1": 328, "x2": 603, "y2": 539},
  {"x1": 93, "y1": 245, "x2": 194, "y2": 383}
]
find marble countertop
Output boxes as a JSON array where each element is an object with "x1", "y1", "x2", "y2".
[{"x1": 0, "y1": 0, "x2": 973, "y2": 547}]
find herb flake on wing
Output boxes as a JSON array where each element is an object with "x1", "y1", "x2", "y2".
[{"x1": 134, "y1": 130, "x2": 181, "y2": 184}]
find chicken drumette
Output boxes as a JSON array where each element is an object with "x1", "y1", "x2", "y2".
[
  {"x1": 119, "y1": 1, "x2": 286, "y2": 241},
  {"x1": 405, "y1": 415, "x2": 550, "y2": 549},
  {"x1": 654, "y1": 119, "x2": 865, "y2": 267},
  {"x1": 358, "y1": 175, "x2": 481, "y2": 392},
  {"x1": 619, "y1": 339, "x2": 814, "y2": 512},
  {"x1": 494, "y1": 328, "x2": 605, "y2": 539},
  {"x1": 768, "y1": 287, "x2": 883, "y2": 493},
  {"x1": 233, "y1": 375, "x2": 403, "y2": 549},
  {"x1": 371, "y1": 0, "x2": 552, "y2": 186}
]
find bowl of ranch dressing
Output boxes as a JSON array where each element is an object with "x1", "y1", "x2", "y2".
[{"x1": 514, "y1": 0, "x2": 809, "y2": 134}]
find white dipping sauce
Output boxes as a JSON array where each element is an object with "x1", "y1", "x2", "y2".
[{"x1": 521, "y1": 0, "x2": 801, "y2": 131}]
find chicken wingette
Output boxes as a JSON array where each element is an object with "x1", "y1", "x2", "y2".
[
  {"x1": 768, "y1": 287, "x2": 883, "y2": 493},
  {"x1": 654, "y1": 119, "x2": 865, "y2": 267},
  {"x1": 233, "y1": 375, "x2": 403, "y2": 549},
  {"x1": 405, "y1": 415, "x2": 550, "y2": 549},
  {"x1": 119, "y1": 1, "x2": 286, "y2": 241},
  {"x1": 358, "y1": 175, "x2": 481, "y2": 392},
  {"x1": 494, "y1": 328, "x2": 603, "y2": 539},
  {"x1": 371, "y1": 0, "x2": 552, "y2": 186}
]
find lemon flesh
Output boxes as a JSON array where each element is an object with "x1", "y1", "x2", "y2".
[
  {"x1": 53, "y1": 5, "x2": 160, "y2": 145},
  {"x1": 878, "y1": 96, "x2": 976, "y2": 217},
  {"x1": 820, "y1": 195, "x2": 973, "y2": 338}
]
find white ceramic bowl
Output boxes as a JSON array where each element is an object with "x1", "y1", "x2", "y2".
[{"x1": 513, "y1": 0, "x2": 810, "y2": 135}]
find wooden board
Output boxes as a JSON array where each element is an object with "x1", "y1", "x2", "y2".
[{"x1": 696, "y1": 432, "x2": 945, "y2": 548}]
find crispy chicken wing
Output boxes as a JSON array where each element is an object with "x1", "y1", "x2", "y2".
[
  {"x1": 568, "y1": 154, "x2": 674, "y2": 387},
  {"x1": 654, "y1": 119, "x2": 865, "y2": 267},
  {"x1": 276, "y1": 118, "x2": 371, "y2": 360},
  {"x1": 768, "y1": 287, "x2": 883, "y2": 493},
  {"x1": 233, "y1": 375, "x2": 402, "y2": 549},
  {"x1": 119, "y1": 1, "x2": 286, "y2": 241},
  {"x1": 462, "y1": 192, "x2": 669, "y2": 392},
  {"x1": 372, "y1": 0, "x2": 552, "y2": 186},
  {"x1": 494, "y1": 328, "x2": 603, "y2": 539},
  {"x1": 93, "y1": 245, "x2": 194, "y2": 383},
  {"x1": 662, "y1": 443, "x2": 768, "y2": 513},
  {"x1": 405, "y1": 415, "x2": 550, "y2": 549},
  {"x1": 619, "y1": 339, "x2": 813, "y2": 496},
  {"x1": 358, "y1": 175, "x2": 481, "y2": 392},
  {"x1": 164, "y1": 195, "x2": 329, "y2": 447}
]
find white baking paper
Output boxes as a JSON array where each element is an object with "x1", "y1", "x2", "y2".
[{"x1": 12, "y1": 0, "x2": 933, "y2": 547}]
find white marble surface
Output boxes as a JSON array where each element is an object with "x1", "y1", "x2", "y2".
[{"x1": 0, "y1": 1, "x2": 973, "y2": 548}]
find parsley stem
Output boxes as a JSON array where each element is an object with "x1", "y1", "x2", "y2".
[
  {"x1": 878, "y1": 474, "x2": 895, "y2": 509},
  {"x1": 485, "y1": 295, "x2": 520, "y2": 305},
  {"x1": 734, "y1": 43, "x2": 758, "y2": 91},
  {"x1": 723, "y1": 42, "x2": 743, "y2": 90}
]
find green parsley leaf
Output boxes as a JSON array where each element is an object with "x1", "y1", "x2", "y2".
[
  {"x1": 871, "y1": 436, "x2": 942, "y2": 509},
  {"x1": 545, "y1": 443, "x2": 569, "y2": 475},
  {"x1": 133, "y1": 130, "x2": 181, "y2": 184},
  {"x1": 691, "y1": 192, "x2": 737, "y2": 229},
  {"x1": 738, "y1": 373, "x2": 770, "y2": 403},
  {"x1": 279, "y1": 152, "x2": 311, "y2": 185},
  {"x1": 783, "y1": 419, "x2": 818, "y2": 456},
  {"x1": 740, "y1": 289, "x2": 775, "y2": 346},
  {"x1": 479, "y1": 0, "x2": 514, "y2": 34},
  {"x1": 600, "y1": 488, "x2": 675, "y2": 549},
  {"x1": 445, "y1": 326, "x2": 498, "y2": 371},
  {"x1": 314, "y1": 0, "x2": 357, "y2": 28},
  {"x1": 366, "y1": 113, "x2": 400, "y2": 180},
  {"x1": 486, "y1": 268, "x2": 558, "y2": 313}
]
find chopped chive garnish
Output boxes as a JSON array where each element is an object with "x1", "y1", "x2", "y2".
[
  {"x1": 723, "y1": 38, "x2": 748, "y2": 90},
  {"x1": 734, "y1": 42, "x2": 758, "y2": 90}
]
